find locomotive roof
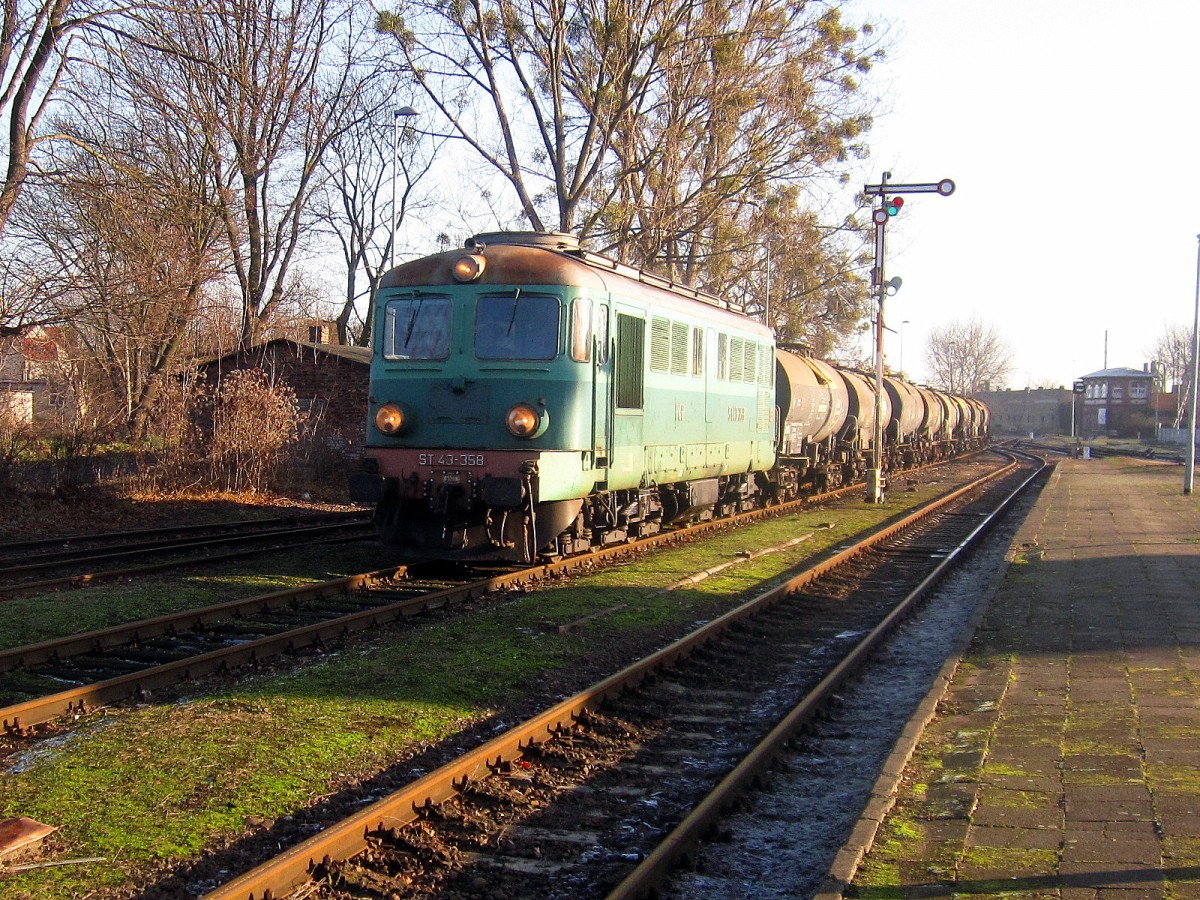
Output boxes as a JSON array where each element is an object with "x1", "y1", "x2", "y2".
[{"x1": 382, "y1": 232, "x2": 763, "y2": 327}]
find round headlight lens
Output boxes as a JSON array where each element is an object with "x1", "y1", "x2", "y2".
[
  {"x1": 375, "y1": 403, "x2": 406, "y2": 435},
  {"x1": 506, "y1": 403, "x2": 542, "y2": 438},
  {"x1": 452, "y1": 254, "x2": 486, "y2": 282}
]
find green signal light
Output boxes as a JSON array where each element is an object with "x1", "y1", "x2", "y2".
[{"x1": 886, "y1": 196, "x2": 904, "y2": 216}]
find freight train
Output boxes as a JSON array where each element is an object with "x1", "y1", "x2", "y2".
[{"x1": 350, "y1": 232, "x2": 989, "y2": 562}]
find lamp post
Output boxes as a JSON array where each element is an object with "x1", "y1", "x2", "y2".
[
  {"x1": 390, "y1": 106, "x2": 419, "y2": 269},
  {"x1": 764, "y1": 242, "x2": 771, "y2": 326},
  {"x1": 1187, "y1": 235, "x2": 1200, "y2": 494}
]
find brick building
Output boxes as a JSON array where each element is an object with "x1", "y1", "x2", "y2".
[
  {"x1": 196, "y1": 339, "x2": 371, "y2": 456},
  {"x1": 1079, "y1": 366, "x2": 1158, "y2": 438},
  {"x1": 0, "y1": 326, "x2": 76, "y2": 427}
]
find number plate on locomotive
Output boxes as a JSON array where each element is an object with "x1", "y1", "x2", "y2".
[{"x1": 418, "y1": 453, "x2": 486, "y2": 467}]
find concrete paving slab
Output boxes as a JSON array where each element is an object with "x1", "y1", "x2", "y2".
[{"x1": 839, "y1": 457, "x2": 1200, "y2": 899}]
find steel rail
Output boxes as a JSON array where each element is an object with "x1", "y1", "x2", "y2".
[
  {"x1": 606, "y1": 451, "x2": 1048, "y2": 899},
  {"x1": 201, "y1": 452, "x2": 1022, "y2": 900},
  {"x1": 0, "y1": 520, "x2": 372, "y2": 578},
  {"x1": 0, "y1": 530, "x2": 372, "y2": 603},
  {"x1": 0, "y1": 511, "x2": 369, "y2": 556}
]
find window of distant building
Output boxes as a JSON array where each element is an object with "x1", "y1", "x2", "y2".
[
  {"x1": 1112, "y1": 386, "x2": 1123, "y2": 400},
  {"x1": 1130, "y1": 383, "x2": 1148, "y2": 399}
]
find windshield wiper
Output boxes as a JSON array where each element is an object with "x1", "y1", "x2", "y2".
[
  {"x1": 506, "y1": 289, "x2": 521, "y2": 335},
  {"x1": 403, "y1": 294, "x2": 425, "y2": 348}
]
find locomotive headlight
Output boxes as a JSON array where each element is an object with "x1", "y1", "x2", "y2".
[
  {"x1": 506, "y1": 403, "x2": 547, "y2": 439},
  {"x1": 452, "y1": 254, "x2": 486, "y2": 282},
  {"x1": 375, "y1": 402, "x2": 408, "y2": 435}
]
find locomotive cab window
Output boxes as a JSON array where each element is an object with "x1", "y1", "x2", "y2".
[
  {"x1": 383, "y1": 294, "x2": 452, "y2": 360},
  {"x1": 571, "y1": 296, "x2": 592, "y2": 362},
  {"x1": 475, "y1": 291, "x2": 560, "y2": 360}
]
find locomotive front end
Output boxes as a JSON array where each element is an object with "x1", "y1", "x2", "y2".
[{"x1": 352, "y1": 234, "x2": 602, "y2": 562}]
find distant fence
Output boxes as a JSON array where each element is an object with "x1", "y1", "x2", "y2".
[
  {"x1": 1159, "y1": 426, "x2": 1200, "y2": 447},
  {"x1": 2, "y1": 453, "x2": 146, "y2": 492}
]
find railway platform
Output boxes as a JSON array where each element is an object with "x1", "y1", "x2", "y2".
[{"x1": 822, "y1": 455, "x2": 1200, "y2": 899}]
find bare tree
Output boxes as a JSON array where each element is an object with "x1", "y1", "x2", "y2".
[
  {"x1": 16, "y1": 122, "x2": 226, "y2": 437},
  {"x1": 708, "y1": 200, "x2": 871, "y2": 353},
  {"x1": 379, "y1": 0, "x2": 697, "y2": 234},
  {"x1": 924, "y1": 317, "x2": 1014, "y2": 395},
  {"x1": 1150, "y1": 323, "x2": 1194, "y2": 428},
  {"x1": 0, "y1": 0, "x2": 131, "y2": 238},
  {"x1": 0, "y1": 252, "x2": 62, "y2": 332},
  {"x1": 600, "y1": 1, "x2": 878, "y2": 283},
  {"x1": 311, "y1": 87, "x2": 440, "y2": 345},
  {"x1": 133, "y1": 0, "x2": 389, "y2": 348}
]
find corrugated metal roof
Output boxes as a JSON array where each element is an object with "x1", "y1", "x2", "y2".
[{"x1": 198, "y1": 338, "x2": 371, "y2": 368}]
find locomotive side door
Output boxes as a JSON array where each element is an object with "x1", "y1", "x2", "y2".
[
  {"x1": 609, "y1": 309, "x2": 645, "y2": 487},
  {"x1": 591, "y1": 301, "x2": 612, "y2": 471}
]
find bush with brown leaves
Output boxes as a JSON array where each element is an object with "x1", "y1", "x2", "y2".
[{"x1": 203, "y1": 369, "x2": 298, "y2": 493}]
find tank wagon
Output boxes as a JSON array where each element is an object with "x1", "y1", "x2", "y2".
[{"x1": 351, "y1": 232, "x2": 987, "y2": 562}]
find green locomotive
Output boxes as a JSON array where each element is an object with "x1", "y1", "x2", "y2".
[{"x1": 351, "y1": 231, "x2": 778, "y2": 561}]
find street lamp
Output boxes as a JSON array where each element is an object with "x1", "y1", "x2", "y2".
[
  {"x1": 390, "y1": 106, "x2": 419, "y2": 269},
  {"x1": 1187, "y1": 235, "x2": 1200, "y2": 494}
]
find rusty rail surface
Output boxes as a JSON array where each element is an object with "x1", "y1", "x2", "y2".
[{"x1": 0, "y1": 517, "x2": 373, "y2": 600}]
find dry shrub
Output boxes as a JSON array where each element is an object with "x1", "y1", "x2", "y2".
[
  {"x1": 205, "y1": 368, "x2": 298, "y2": 493},
  {"x1": 133, "y1": 372, "x2": 208, "y2": 492},
  {"x1": 0, "y1": 404, "x2": 32, "y2": 495}
]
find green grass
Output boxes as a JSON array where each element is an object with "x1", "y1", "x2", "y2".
[{"x1": 0, "y1": 542, "x2": 395, "y2": 651}]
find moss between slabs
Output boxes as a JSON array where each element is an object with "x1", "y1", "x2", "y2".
[{"x1": 1, "y1": 482, "x2": 947, "y2": 897}]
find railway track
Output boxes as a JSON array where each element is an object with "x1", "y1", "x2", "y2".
[
  {"x1": 0, "y1": 512, "x2": 375, "y2": 598},
  {"x1": 0, "y1": 561, "x2": 503, "y2": 736},
  {"x1": 0, "y1": 455, "x2": 991, "y2": 740},
  {"x1": 198, "y1": 450, "x2": 1046, "y2": 900}
]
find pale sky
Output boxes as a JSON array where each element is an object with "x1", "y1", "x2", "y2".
[{"x1": 843, "y1": 0, "x2": 1200, "y2": 389}]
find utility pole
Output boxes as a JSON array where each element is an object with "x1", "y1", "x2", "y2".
[{"x1": 1186, "y1": 235, "x2": 1199, "y2": 494}]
